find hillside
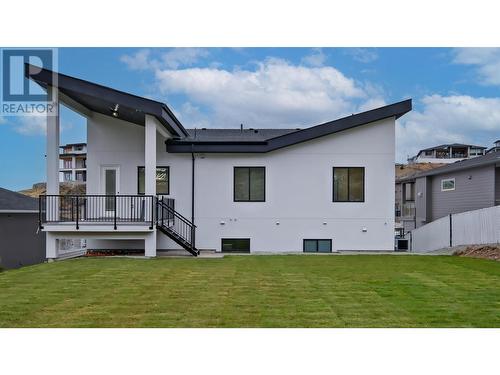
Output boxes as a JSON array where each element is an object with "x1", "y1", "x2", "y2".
[{"x1": 19, "y1": 182, "x2": 86, "y2": 198}]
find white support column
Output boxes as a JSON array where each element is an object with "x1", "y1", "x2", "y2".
[
  {"x1": 46, "y1": 232, "x2": 59, "y2": 260},
  {"x1": 144, "y1": 115, "x2": 157, "y2": 257},
  {"x1": 46, "y1": 86, "x2": 60, "y2": 195},
  {"x1": 71, "y1": 156, "x2": 76, "y2": 181},
  {"x1": 144, "y1": 232, "x2": 157, "y2": 258}
]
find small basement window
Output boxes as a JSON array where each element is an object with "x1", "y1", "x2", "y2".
[
  {"x1": 221, "y1": 238, "x2": 250, "y2": 253},
  {"x1": 303, "y1": 239, "x2": 332, "y2": 253},
  {"x1": 441, "y1": 178, "x2": 455, "y2": 191}
]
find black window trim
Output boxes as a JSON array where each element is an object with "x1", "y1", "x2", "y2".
[
  {"x1": 221, "y1": 238, "x2": 251, "y2": 253},
  {"x1": 303, "y1": 239, "x2": 332, "y2": 253},
  {"x1": 332, "y1": 166, "x2": 365, "y2": 203},
  {"x1": 137, "y1": 165, "x2": 170, "y2": 195},
  {"x1": 233, "y1": 166, "x2": 266, "y2": 202}
]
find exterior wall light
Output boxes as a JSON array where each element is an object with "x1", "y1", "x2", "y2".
[
  {"x1": 361, "y1": 227, "x2": 368, "y2": 232},
  {"x1": 220, "y1": 221, "x2": 225, "y2": 225}
]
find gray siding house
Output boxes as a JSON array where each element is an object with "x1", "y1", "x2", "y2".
[
  {"x1": 0, "y1": 188, "x2": 46, "y2": 269},
  {"x1": 398, "y1": 150, "x2": 500, "y2": 229}
]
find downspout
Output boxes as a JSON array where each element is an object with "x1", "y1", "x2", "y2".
[{"x1": 191, "y1": 144, "x2": 195, "y2": 226}]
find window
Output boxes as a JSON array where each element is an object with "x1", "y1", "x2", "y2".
[
  {"x1": 138, "y1": 166, "x2": 169, "y2": 195},
  {"x1": 403, "y1": 182, "x2": 415, "y2": 201},
  {"x1": 234, "y1": 167, "x2": 265, "y2": 202},
  {"x1": 63, "y1": 159, "x2": 72, "y2": 169},
  {"x1": 441, "y1": 178, "x2": 455, "y2": 191},
  {"x1": 303, "y1": 239, "x2": 332, "y2": 253},
  {"x1": 333, "y1": 167, "x2": 364, "y2": 202},
  {"x1": 221, "y1": 238, "x2": 250, "y2": 253}
]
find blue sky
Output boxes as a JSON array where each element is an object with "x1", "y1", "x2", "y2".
[{"x1": 1, "y1": 47, "x2": 500, "y2": 191}]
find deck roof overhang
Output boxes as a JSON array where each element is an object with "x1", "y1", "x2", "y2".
[
  {"x1": 24, "y1": 64, "x2": 189, "y2": 138},
  {"x1": 166, "y1": 99, "x2": 412, "y2": 153}
]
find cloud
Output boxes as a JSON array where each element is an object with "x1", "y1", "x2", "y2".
[
  {"x1": 120, "y1": 49, "x2": 153, "y2": 71},
  {"x1": 301, "y1": 48, "x2": 327, "y2": 67},
  {"x1": 10, "y1": 113, "x2": 47, "y2": 135},
  {"x1": 161, "y1": 48, "x2": 209, "y2": 69},
  {"x1": 121, "y1": 48, "x2": 209, "y2": 71},
  {"x1": 0, "y1": 116, "x2": 6, "y2": 124},
  {"x1": 345, "y1": 48, "x2": 378, "y2": 63},
  {"x1": 453, "y1": 48, "x2": 500, "y2": 85},
  {"x1": 396, "y1": 94, "x2": 500, "y2": 162},
  {"x1": 2, "y1": 114, "x2": 73, "y2": 136},
  {"x1": 153, "y1": 57, "x2": 379, "y2": 128}
]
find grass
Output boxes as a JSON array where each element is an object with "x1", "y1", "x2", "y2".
[{"x1": 0, "y1": 255, "x2": 499, "y2": 327}]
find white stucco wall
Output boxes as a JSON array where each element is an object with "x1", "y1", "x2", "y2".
[{"x1": 86, "y1": 113, "x2": 396, "y2": 253}]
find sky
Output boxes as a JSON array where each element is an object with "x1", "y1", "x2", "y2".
[{"x1": 1, "y1": 47, "x2": 500, "y2": 191}]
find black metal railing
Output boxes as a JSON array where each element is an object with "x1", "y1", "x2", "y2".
[
  {"x1": 39, "y1": 195, "x2": 155, "y2": 230},
  {"x1": 156, "y1": 196, "x2": 196, "y2": 251}
]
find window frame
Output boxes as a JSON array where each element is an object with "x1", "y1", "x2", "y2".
[
  {"x1": 233, "y1": 166, "x2": 266, "y2": 202},
  {"x1": 137, "y1": 166, "x2": 170, "y2": 195},
  {"x1": 303, "y1": 239, "x2": 332, "y2": 253},
  {"x1": 221, "y1": 238, "x2": 251, "y2": 253},
  {"x1": 441, "y1": 178, "x2": 455, "y2": 192},
  {"x1": 332, "y1": 167, "x2": 365, "y2": 203}
]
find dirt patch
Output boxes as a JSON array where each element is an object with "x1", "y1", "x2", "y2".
[{"x1": 454, "y1": 245, "x2": 500, "y2": 261}]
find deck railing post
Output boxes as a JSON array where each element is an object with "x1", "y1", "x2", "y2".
[
  {"x1": 114, "y1": 195, "x2": 117, "y2": 230},
  {"x1": 38, "y1": 195, "x2": 43, "y2": 229},
  {"x1": 150, "y1": 196, "x2": 154, "y2": 229},
  {"x1": 76, "y1": 196, "x2": 79, "y2": 230}
]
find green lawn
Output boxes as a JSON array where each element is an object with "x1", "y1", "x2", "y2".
[{"x1": 0, "y1": 255, "x2": 499, "y2": 327}]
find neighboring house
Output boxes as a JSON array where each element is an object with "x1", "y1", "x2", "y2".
[
  {"x1": 0, "y1": 188, "x2": 46, "y2": 269},
  {"x1": 486, "y1": 139, "x2": 500, "y2": 154},
  {"x1": 399, "y1": 150, "x2": 500, "y2": 229},
  {"x1": 408, "y1": 143, "x2": 486, "y2": 164},
  {"x1": 59, "y1": 143, "x2": 87, "y2": 182},
  {"x1": 395, "y1": 163, "x2": 446, "y2": 233},
  {"x1": 26, "y1": 64, "x2": 412, "y2": 258}
]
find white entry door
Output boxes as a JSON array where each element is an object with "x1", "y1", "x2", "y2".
[{"x1": 101, "y1": 166, "x2": 120, "y2": 213}]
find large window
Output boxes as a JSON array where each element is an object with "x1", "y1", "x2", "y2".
[
  {"x1": 333, "y1": 167, "x2": 365, "y2": 202},
  {"x1": 303, "y1": 239, "x2": 332, "y2": 253},
  {"x1": 221, "y1": 238, "x2": 250, "y2": 253},
  {"x1": 138, "y1": 166, "x2": 169, "y2": 195},
  {"x1": 234, "y1": 167, "x2": 265, "y2": 202}
]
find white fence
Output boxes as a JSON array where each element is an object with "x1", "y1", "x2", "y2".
[{"x1": 411, "y1": 206, "x2": 500, "y2": 253}]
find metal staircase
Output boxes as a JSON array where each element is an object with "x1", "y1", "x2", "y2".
[{"x1": 156, "y1": 197, "x2": 199, "y2": 256}]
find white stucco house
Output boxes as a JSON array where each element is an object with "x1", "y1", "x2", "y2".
[{"x1": 28, "y1": 64, "x2": 412, "y2": 258}]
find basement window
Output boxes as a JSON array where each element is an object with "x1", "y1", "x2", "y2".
[
  {"x1": 221, "y1": 238, "x2": 250, "y2": 253},
  {"x1": 138, "y1": 166, "x2": 169, "y2": 195},
  {"x1": 303, "y1": 239, "x2": 332, "y2": 253},
  {"x1": 441, "y1": 178, "x2": 455, "y2": 191}
]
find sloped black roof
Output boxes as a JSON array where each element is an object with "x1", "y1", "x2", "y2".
[
  {"x1": 412, "y1": 151, "x2": 500, "y2": 179},
  {"x1": 184, "y1": 128, "x2": 298, "y2": 142},
  {"x1": 0, "y1": 188, "x2": 38, "y2": 211},
  {"x1": 25, "y1": 64, "x2": 189, "y2": 138},
  {"x1": 167, "y1": 99, "x2": 412, "y2": 153}
]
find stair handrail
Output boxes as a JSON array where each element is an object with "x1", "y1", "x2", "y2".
[{"x1": 156, "y1": 197, "x2": 197, "y2": 228}]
